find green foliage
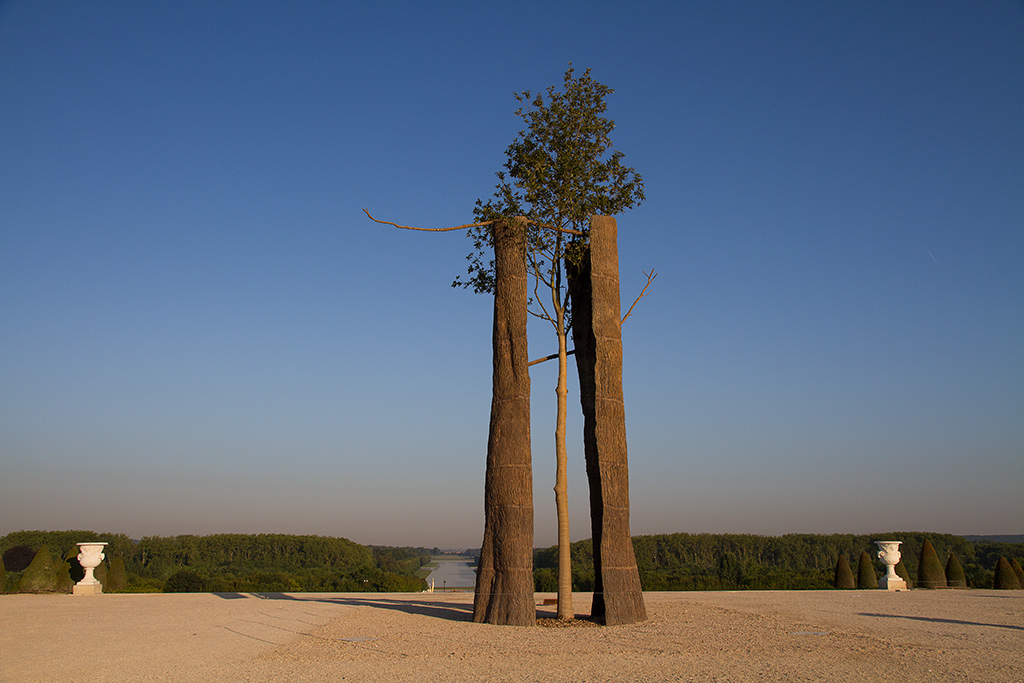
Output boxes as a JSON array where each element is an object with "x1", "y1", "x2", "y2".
[
  {"x1": 945, "y1": 552, "x2": 967, "y2": 588},
  {"x1": 833, "y1": 555, "x2": 855, "y2": 589},
  {"x1": 164, "y1": 568, "x2": 207, "y2": 593},
  {"x1": 0, "y1": 531, "x2": 427, "y2": 594},
  {"x1": 458, "y1": 64, "x2": 644, "y2": 295},
  {"x1": 56, "y1": 562, "x2": 75, "y2": 593},
  {"x1": 0, "y1": 554, "x2": 6, "y2": 593},
  {"x1": 63, "y1": 554, "x2": 85, "y2": 583},
  {"x1": 94, "y1": 559, "x2": 108, "y2": 586},
  {"x1": 916, "y1": 539, "x2": 947, "y2": 589},
  {"x1": 20, "y1": 546, "x2": 58, "y2": 593},
  {"x1": 894, "y1": 560, "x2": 913, "y2": 588},
  {"x1": 1011, "y1": 558, "x2": 1024, "y2": 586},
  {"x1": 0, "y1": 531, "x2": 134, "y2": 567},
  {"x1": 857, "y1": 550, "x2": 878, "y2": 589},
  {"x1": 106, "y1": 556, "x2": 128, "y2": 592},
  {"x1": 534, "y1": 568, "x2": 557, "y2": 593},
  {"x1": 533, "y1": 532, "x2": 1020, "y2": 592},
  {"x1": 993, "y1": 556, "x2": 1021, "y2": 589}
]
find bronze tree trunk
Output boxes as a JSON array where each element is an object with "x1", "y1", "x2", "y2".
[
  {"x1": 473, "y1": 217, "x2": 536, "y2": 626},
  {"x1": 569, "y1": 215, "x2": 647, "y2": 625}
]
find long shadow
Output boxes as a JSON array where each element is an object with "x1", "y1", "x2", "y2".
[
  {"x1": 857, "y1": 613, "x2": 1024, "y2": 632},
  {"x1": 254, "y1": 593, "x2": 476, "y2": 622},
  {"x1": 252, "y1": 592, "x2": 568, "y2": 624}
]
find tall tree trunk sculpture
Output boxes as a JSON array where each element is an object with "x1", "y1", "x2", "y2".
[
  {"x1": 473, "y1": 217, "x2": 536, "y2": 626},
  {"x1": 570, "y1": 215, "x2": 647, "y2": 625}
]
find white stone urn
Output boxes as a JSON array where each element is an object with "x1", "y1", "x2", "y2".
[
  {"x1": 875, "y1": 540, "x2": 907, "y2": 591},
  {"x1": 73, "y1": 542, "x2": 107, "y2": 595}
]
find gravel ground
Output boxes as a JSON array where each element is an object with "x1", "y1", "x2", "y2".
[{"x1": 2, "y1": 590, "x2": 1021, "y2": 682}]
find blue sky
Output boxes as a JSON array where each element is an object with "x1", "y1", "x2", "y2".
[{"x1": 2, "y1": 1, "x2": 1021, "y2": 549}]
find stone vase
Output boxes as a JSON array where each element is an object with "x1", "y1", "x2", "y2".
[
  {"x1": 73, "y1": 542, "x2": 107, "y2": 595},
  {"x1": 875, "y1": 540, "x2": 907, "y2": 591}
]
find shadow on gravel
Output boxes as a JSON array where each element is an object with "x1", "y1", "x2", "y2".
[
  {"x1": 858, "y1": 613, "x2": 1024, "y2": 631},
  {"x1": 254, "y1": 593, "x2": 475, "y2": 622}
]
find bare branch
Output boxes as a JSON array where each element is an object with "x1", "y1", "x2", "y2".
[
  {"x1": 533, "y1": 220, "x2": 585, "y2": 236},
  {"x1": 528, "y1": 349, "x2": 576, "y2": 367},
  {"x1": 621, "y1": 269, "x2": 658, "y2": 325},
  {"x1": 364, "y1": 209, "x2": 494, "y2": 232},
  {"x1": 364, "y1": 208, "x2": 583, "y2": 235}
]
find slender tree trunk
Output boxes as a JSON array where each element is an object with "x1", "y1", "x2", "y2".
[
  {"x1": 473, "y1": 217, "x2": 536, "y2": 626},
  {"x1": 569, "y1": 215, "x2": 647, "y2": 626},
  {"x1": 554, "y1": 318, "x2": 574, "y2": 619}
]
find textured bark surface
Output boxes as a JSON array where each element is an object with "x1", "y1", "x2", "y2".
[
  {"x1": 570, "y1": 215, "x2": 647, "y2": 626},
  {"x1": 473, "y1": 217, "x2": 536, "y2": 626}
]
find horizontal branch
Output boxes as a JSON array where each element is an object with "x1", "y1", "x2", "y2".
[
  {"x1": 528, "y1": 349, "x2": 575, "y2": 367},
  {"x1": 363, "y1": 209, "x2": 494, "y2": 232},
  {"x1": 364, "y1": 209, "x2": 584, "y2": 236}
]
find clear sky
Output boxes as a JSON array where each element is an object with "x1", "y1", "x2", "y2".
[{"x1": 2, "y1": 1, "x2": 1021, "y2": 550}]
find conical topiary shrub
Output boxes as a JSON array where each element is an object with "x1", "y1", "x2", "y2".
[
  {"x1": 917, "y1": 539, "x2": 947, "y2": 589},
  {"x1": 834, "y1": 555, "x2": 855, "y2": 589},
  {"x1": 20, "y1": 546, "x2": 58, "y2": 593},
  {"x1": 1011, "y1": 558, "x2": 1024, "y2": 587},
  {"x1": 857, "y1": 550, "x2": 878, "y2": 589},
  {"x1": 945, "y1": 552, "x2": 967, "y2": 589},
  {"x1": 106, "y1": 556, "x2": 128, "y2": 592},
  {"x1": 56, "y1": 561, "x2": 75, "y2": 593},
  {"x1": 894, "y1": 560, "x2": 913, "y2": 588},
  {"x1": 94, "y1": 559, "x2": 108, "y2": 587},
  {"x1": 993, "y1": 557, "x2": 1021, "y2": 589}
]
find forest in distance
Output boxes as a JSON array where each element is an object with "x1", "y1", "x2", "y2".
[{"x1": 2, "y1": 529, "x2": 1022, "y2": 594}]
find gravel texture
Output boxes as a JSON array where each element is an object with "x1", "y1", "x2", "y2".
[{"x1": 2, "y1": 589, "x2": 1021, "y2": 682}]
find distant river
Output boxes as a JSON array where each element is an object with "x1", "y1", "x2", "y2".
[{"x1": 425, "y1": 559, "x2": 477, "y2": 589}]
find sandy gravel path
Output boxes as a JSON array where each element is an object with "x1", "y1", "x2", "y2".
[{"x1": 2, "y1": 590, "x2": 1021, "y2": 682}]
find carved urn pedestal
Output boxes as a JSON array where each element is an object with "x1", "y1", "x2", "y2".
[
  {"x1": 73, "y1": 542, "x2": 107, "y2": 595},
  {"x1": 875, "y1": 540, "x2": 907, "y2": 591}
]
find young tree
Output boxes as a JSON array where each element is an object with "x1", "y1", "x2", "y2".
[{"x1": 457, "y1": 66, "x2": 645, "y2": 619}]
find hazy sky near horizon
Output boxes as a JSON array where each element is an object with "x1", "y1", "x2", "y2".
[{"x1": 2, "y1": 1, "x2": 1022, "y2": 549}]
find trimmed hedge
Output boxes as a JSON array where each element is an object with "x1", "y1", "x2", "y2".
[
  {"x1": 917, "y1": 539, "x2": 947, "y2": 589},
  {"x1": 20, "y1": 546, "x2": 57, "y2": 593},
  {"x1": 993, "y1": 557, "x2": 1021, "y2": 589},
  {"x1": 1011, "y1": 558, "x2": 1024, "y2": 587},
  {"x1": 106, "y1": 557, "x2": 128, "y2": 592},
  {"x1": 857, "y1": 550, "x2": 877, "y2": 590},
  {"x1": 894, "y1": 560, "x2": 913, "y2": 588},
  {"x1": 945, "y1": 552, "x2": 967, "y2": 589},
  {"x1": 834, "y1": 555, "x2": 855, "y2": 589}
]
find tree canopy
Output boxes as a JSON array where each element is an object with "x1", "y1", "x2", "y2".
[{"x1": 455, "y1": 64, "x2": 645, "y2": 298}]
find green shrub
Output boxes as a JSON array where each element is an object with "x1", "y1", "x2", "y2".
[
  {"x1": 0, "y1": 554, "x2": 6, "y2": 593},
  {"x1": 857, "y1": 550, "x2": 877, "y2": 589},
  {"x1": 63, "y1": 554, "x2": 85, "y2": 583},
  {"x1": 94, "y1": 559, "x2": 108, "y2": 586},
  {"x1": 917, "y1": 539, "x2": 947, "y2": 589},
  {"x1": 20, "y1": 546, "x2": 58, "y2": 593},
  {"x1": 833, "y1": 555, "x2": 855, "y2": 589},
  {"x1": 993, "y1": 557, "x2": 1021, "y2": 589},
  {"x1": 945, "y1": 552, "x2": 967, "y2": 588},
  {"x1": 106, "y1": 557, "x2": 128, "y2": 592},
  {"x1": 56, "y1": 561, "x2": 75, "y2": 593},
  {"x1": 163, "y1": 568, "x2": 207, "y2": 593},
  {"x1": 1011, "y1": 558, "x2": 1024, "y2": 587},
  {"x1": 894, "y1": 560, "x2": 913, "y2": 588}
]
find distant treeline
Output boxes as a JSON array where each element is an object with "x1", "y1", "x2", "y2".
[
  {"x1": 6, "y1": 529, "x2": 1021, "y2": 595},
  {"x1": 534, "y1": 532, "x2": 1024, "y2": 591},
  {"x1": 1, "y1": 530, "x2": 435, "y2": 593}
]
